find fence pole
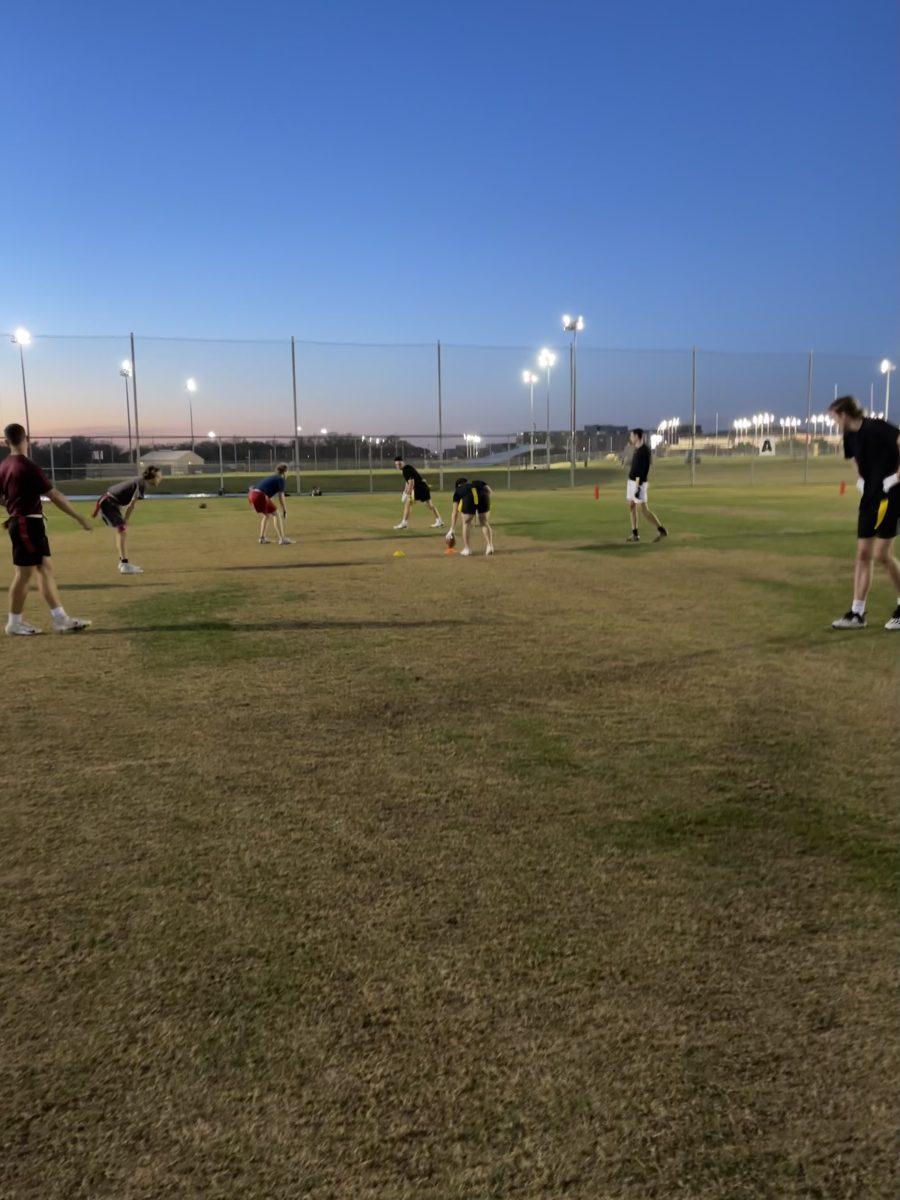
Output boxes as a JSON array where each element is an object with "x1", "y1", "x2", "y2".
[
  {"x1": 569, "y1": 338, "x2": 576, "y2": 488},
  {"x1": 291, "y1": 336, "x2": 301, "y2": 495},
  {"x1": 49, "y1": 436, "x2": 56, "y2": 486},
  {"x1": 129, "y1": 332, "x2": 140, "y2": 466},
  {"x1": 696, "y1": 345, "x2": 700, "y2": 484},
  {"x1": 368, "y1": 438, "x2": 374, "y2": 493},
  {"x1": 804, "y1": 349, "x2": 813, "y2": 484},
  {"x1": 507, "y1": 435, "x2": 512, "y2": 489},
  {"x1": 436, "y1": 339, "x2": 444, "y2": 491}
]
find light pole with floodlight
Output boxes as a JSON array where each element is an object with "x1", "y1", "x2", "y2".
[
  {"x1": 537, "y1": 347, "x2": 556, "y2": 469},
  {"x1": 11, "y1": 327, "x2": 32, "y2": 440},
  {"x1": 120, "y1": 361, "x2": 134, "y2": 464},
  {"x1": 185, "y1": 378, "x2": 198, "y2": 452},
  {"x1": 881, "y1": 359, "x2": 896, "y2": 422},
  {"x1": 562, "y1": 316, "x2": 584, "y2": 486},
  {"x1": 208, "y1": 431, "x2": 224, "y2": 493},
  {"x1": 522, "y1": 370, "x2": 538, "y2": 468}
]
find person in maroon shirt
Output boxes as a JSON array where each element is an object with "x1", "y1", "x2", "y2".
[{"x1": 0, "y1": 422, "x2": 93, "y2": 635}]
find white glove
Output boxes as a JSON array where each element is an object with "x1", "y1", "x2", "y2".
[
  {"x1": 882, "y1": 473, "x2": 899, "y2": 493},
  {"x1": 856, "y1": 478, "x2": 865, "y2": 495}
]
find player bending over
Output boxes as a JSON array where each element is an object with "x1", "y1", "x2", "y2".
[
  {"x1": 93, "y1": 465, "x2": 161, "y2": 573},
  {"x1": 393, "y1": 456, "x2": 443, "y2": 530},
  {"x1": 446, "y1": 477, "x2": 494, "y2": 556},
  {"x1": 248, "y1": 464, "x2": 294, "y2": 544},
  {"x1": 828, "y1": 395, "x2": 900, "y2": 631},
  {"x1": 0, "y1": 422, "x2": 92, "y2": 636},
  {"x1": 626, "y1": 428, "x2": 668, "y2": 543}
]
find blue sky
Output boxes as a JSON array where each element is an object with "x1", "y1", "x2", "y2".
[{"x1": 1, "y1": 0, "x2": 897, "y2": 433}]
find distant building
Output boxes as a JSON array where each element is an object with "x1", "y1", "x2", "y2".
[{"x1": 139, "y1": 450, "x2": 205, "y2": 475}]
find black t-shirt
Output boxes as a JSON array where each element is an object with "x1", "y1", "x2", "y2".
[
  {"x1": 0, "y1": 454, "x2": 53, "y2": 517},
  {"x1": 453, "y1": 480, "x2": 488, "y2": 504},
  {"x1": 843, "y1": 418, "x2": 900, "y2": 496},
  {"x1": 629, "y1": 444, "x2": 651, "y2": 482},
  {"x1": 401, "y1": 464, "x2": 423, "y2": 485}
]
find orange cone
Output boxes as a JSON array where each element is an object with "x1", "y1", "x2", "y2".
[
  {"x1": 593, "y1": 484, "x2": 600, "y2": 500},
  {"x1": 839, "y1": 480, "x2": 846, "y2": 496}
]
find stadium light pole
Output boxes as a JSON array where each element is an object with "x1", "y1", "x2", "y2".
[
  {"x1": 538, "y1": 348, "x2": 556, "y2": 470},
  {"x1": 11, "y1": 327, "x2": 32, "y2": 440},
  {"x1": 185, "y1": 378, "x2": 198, "y2": 453},
  {"x1": 291, "y1": 336, "x2": 301, "y2": 496},
  {"x1": 562, "y1": 315, "x2": 584, "y2": 487},
  {"x1": 120, "y1": 360, "x2": 134, "y2": 464},
  {"x1": 881, "y1": 359, "x2": 896, "y2": 422},
  {"x1": 522, "y1": 370, "x2": 538, "y2": 469},
  {"x1": 208, "y1": 431, "x2": 224, "y2": 493}
]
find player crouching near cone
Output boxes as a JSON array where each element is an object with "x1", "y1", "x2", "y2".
[
  {"x1": 248, "y1": 464, "x2": 294, "y2": 545},
  {"x1": 626, "y1": 428, "x2": 668, "y2": 543},
  {"x1": 0, "y1": 422, "x2": 92, "y2": 635},
  {"x1": 828, "y1": 395, "x2": 900, "y2": 631},
  {"x1": 93, "y1": 465, "x2": 161, "y2": 573},
  {"x1": 393, "y1": 456, "x2": 443, "y2": 530},
  {"x1": 446, "y1": 477, "x2": 494, "y2": 556}
]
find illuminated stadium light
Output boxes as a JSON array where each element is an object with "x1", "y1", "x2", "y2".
[
  {"x1": 185, "y1": 377, "x2": 198, "y2": 393},
  {"x1": 881, "y1": 359, "x2": 895, "y2": 420},
  {"x1": 11, "y1": 327, "x2": 33, "y2": 438},
  {"x1": 562, "y1": 314, "x2": 585, "y2": 333},
  {"x1": 11, "y1": 326, "x2": 31, "y2": 346},
  {"x1": 119, "y1": 360, "x2": 132, "y2": 378},
  {"x1": 320, "y1": 427, "x2": 328, "y2": 435}
]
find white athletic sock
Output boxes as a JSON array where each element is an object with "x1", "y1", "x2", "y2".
[
  {"x1": 7, "y1": 612, "x2": 23, "y2": 626},
  {"x1": 50, "y1": 606, "x2": 66, "y2": 620},
  {"x1": 851, "y1": 599, "x2": 866, "y2": 615}
]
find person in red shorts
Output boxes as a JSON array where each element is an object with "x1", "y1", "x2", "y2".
[
  {"x1": 0, "y1": 422, "x2": 93, "y2": 636},
  {"x1": 248, "y1": 464, "x2": 293, "y2": 545}
]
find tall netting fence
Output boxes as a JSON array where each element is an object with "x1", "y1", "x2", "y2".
[{"x1": 0, "y1": 332, "x2": 891, "y2": 491}]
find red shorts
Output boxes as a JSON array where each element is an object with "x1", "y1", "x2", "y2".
[{"x1": 249, "y1": 489, "x2": 277, "y2": 515}]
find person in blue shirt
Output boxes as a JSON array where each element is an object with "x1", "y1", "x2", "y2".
[{"x1": 248, "y1": 464, "x2": 294, "y2": 545}]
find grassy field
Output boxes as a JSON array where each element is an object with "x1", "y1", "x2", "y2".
[
  {"x1": 2, "y1": 478, "x2": 898, "y2": 1199},
  {"x1": 56, "y1": 450, "x2": 850, "y2": 496}
]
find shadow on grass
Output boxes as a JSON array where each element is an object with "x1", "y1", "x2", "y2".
[
  {"x1": 63, "y1": 581, "x2": 178, "y2": 591},
  {"x1": 212, "y1": 560, "x2": 378, "y2": 572},
  {"x1": 93, "y1": 617, "x2": 466, "y2": 635}
]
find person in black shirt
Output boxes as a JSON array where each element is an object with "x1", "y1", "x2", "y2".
[
  {"x1": 445, "y1": 478, "x2": 494, "y2": 556},
  {"x1": 828, "y1": 395, "x2": 900, "y2": 631},
  {"x1": 626, "y1": 429, "x2": 668, "y2": 543},
  {"x1": 93, "y1": 466, "x2": 161, "y2": 574},
  {"x1": 392, "y1": 456, "x2": 443, "y2": 531}
]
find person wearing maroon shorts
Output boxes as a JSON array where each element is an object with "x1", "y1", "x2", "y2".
[
  {"x1": 0, "y1": 422, "x2": 93, "y2": 636},
  {"x1": 248, "y1": 464, "x2": 293, "y2": 545}
]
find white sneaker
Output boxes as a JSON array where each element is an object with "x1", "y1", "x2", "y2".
[
  {"x1": 485, "y1": 545, "x2": 494, "y2": 556},
  {"x1": 885, "y1": 606, "x2": 900, "y2": 631},
  {"x1": 5, "y1": 619, "x2": 41, "y2": 636},
  {"x1": 52, "y1": 615, "x2": 92, "y2": 634},
  {"x1": 831, "y1": 610, "x2": 866, "y2": 629},
  {"x1": 431, "y1": 518, "x2": 444, "y2": 528},
  {"x1": 258, "y1": 537, "x2": 270, "y2": 544},
  {"x1": 278, "y1": 537, "x2": 295, "y2": 545},
  {"x1": 393, "y1": 521, "x2": 408, "y2": 530},
  {"x1": 460, "y1": 547, "x2": 472, "y2": 557},
  {"x1": 118, "y1": 562, "x2": 143, "y2": 574}
]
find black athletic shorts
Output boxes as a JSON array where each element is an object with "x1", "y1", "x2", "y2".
[
  {"x1": 6, "y1": 515, "x2": 51, "y2": 566},
  {"x1": 413, "y1": 481, "x2": 431, "y2": 503},
  {"x1": 98, "y1": 497, "x2": 127, "y2": 530},
  {"x1": 858, "y1": 489, "x2": 900, "y2": 540},
  {"x1": 459, "y1": 488, "x2": 490, "y2": 516}
]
